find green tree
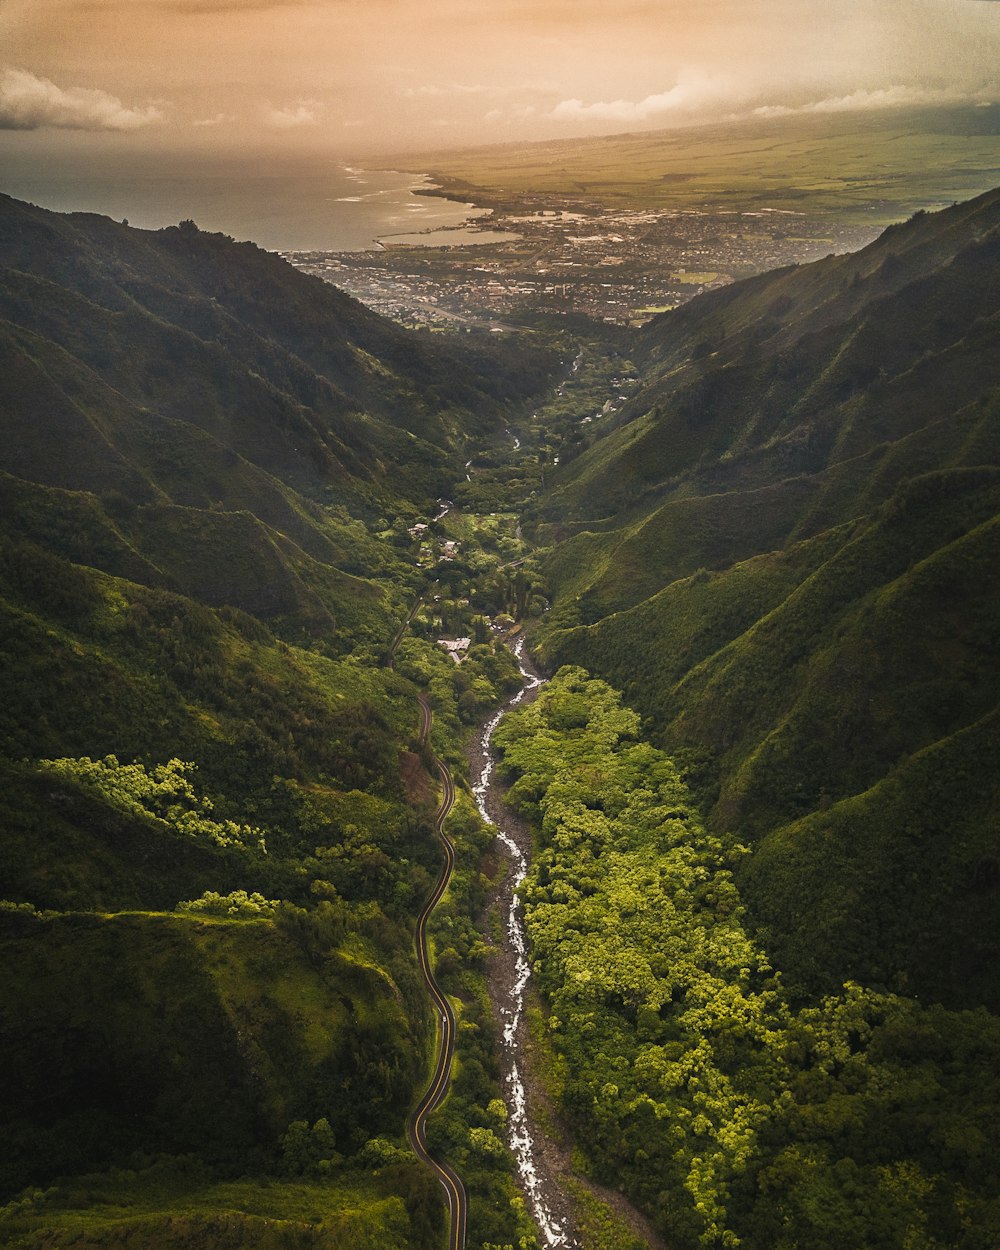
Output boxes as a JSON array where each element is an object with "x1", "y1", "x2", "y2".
[{"x1": 280, "y1": 1118, "x2": 339, "y2": 1176}]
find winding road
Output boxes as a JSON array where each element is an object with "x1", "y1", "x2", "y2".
[
  {"x1": 407, "y1": 692, "x2": 467, "y2": 1250},
  {"x1": 385, "y1": 594, "x2": 424, "y2": 669}
]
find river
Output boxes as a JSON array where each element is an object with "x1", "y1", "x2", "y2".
[{"x1": 470, "y1": 639, "x2": 580, "y2": 1250}]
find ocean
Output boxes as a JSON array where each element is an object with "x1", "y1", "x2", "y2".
[{"x1": 0, "y1": 151, "x2": 484, "y2": 252}]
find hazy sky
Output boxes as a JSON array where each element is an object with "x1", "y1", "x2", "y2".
[{"x1": 1, "y1": 0, "x2": 999, "y2": 157}]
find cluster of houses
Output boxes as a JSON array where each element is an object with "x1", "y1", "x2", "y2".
[
  {"x1": 407, "y1": 521, "x2": 460, "y2": 562},
  {"x1": 436, "y1": 637, "x2": 472, "y2": 663}
]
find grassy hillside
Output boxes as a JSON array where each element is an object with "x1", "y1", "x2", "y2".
[
  {"x1": 535, "y1": 189, "x2": 1000, "y2": 1011},
  {"x1": 0, "y1": 1176, "x2": 424, "y2": 1250},
  {"x1": 0, "y1": 910, "x2": 424, "y2": 1194},
  {"x1": 536, "y1": 187, "x2": 1000, "y2": 527},
  {"x1": 0, "y1": 525, "x2": 452, "y2": 1246},
  {"x1": 0, "y1": 194, "x2": 553, "y2": 469},
  {"x1": 0, "y1": 193, "x2": 560, "y2": 646},
  {"x1": 0, "y1": 196, "x2": 556, "y2": 1248},
  {"x1": 0, "y1": 905, "x2": 435, "y2": 1249}
]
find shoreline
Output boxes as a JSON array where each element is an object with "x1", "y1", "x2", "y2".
[
  {"x1": 374, "y1": 224, "x2": 520, "y2": 248},
  {"x1": 368, "y1": 167, "x2": 518, "y2": 250}
]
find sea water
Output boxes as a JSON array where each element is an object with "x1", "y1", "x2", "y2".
[{"x1": 0, "y1": 150, "x2": 484, "y2": 252}]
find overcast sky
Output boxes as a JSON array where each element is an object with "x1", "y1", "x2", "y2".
[{"x1": 1, "y1": 0, "x2": 998, "y2": 157}]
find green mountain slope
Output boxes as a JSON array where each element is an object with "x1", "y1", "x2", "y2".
[
  {"x1": 1, "y1": 910, "x2": 424, "y2": 1194},
  {"x1": 0, "y1": 196, "x2": 549, "y2": 1247},
  {"x1": 537, "y1": 187, "x2": 1000, "y2": 525},
  {"x1": 0, "y1": 531, "x2": 449, "y2": 1242},
  {"x1": 0, "y1": 195, "x2": 550, "y2": 468},
  {"x1": 0, "y1": 193, "x2": 557, "y2": 647},
  {"x1": 536, "y1": 188, "x2": 1000, "y2": 1009}
]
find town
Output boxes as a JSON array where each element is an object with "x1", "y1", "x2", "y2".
[{"x1": 283, "y1": 193, "x2": 880, "y2": 328}]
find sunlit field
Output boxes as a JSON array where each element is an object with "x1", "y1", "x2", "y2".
[{"x1": 405, "y1": 105, "x2": 1000, "y2": 224}]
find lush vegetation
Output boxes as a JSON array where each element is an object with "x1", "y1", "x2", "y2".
[
  {"x1": 420, "y1": 791, "x2": 542, "y2": 1250},
  {"x1": 0, "y1": 1164, "x2": 433, "y2": 1249},
  {"x1": 534, "y1": 187, "x2": 1000, "y2": 1014},
  {"x1": 0, "y1": 529, "x2": 547, "y2": 1247},
  {"x1": 5, "y1": 177, "x2": 1000, "y2": 1250},
  {"x1": 0, "y1": 532, "x2": 452, "y2": 1243},
  {"x1": 495, "y1": 668, "x2": 1000, "y2": 1249},
  {"x1": 0, "y1": 192, "x2": 568, "y2": 1248}
]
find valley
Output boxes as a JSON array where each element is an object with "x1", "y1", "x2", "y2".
[{"x1": 2, "y1": 177, "x2": 1000, "y2": 1250}]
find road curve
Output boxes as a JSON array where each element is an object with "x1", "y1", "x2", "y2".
[{"x1": 408, "y1": 692, "x2": 467, "y2": 1250}]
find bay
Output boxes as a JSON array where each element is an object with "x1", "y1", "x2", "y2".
[{"x1": 0, "y1": 150, "x2": 484, "y2": 252}]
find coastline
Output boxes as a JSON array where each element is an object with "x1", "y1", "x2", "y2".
[{"x1": 369, "y1": 168, "x2": 518, "y2": 249}]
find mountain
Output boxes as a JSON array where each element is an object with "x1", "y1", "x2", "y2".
[
  {"x1": 534, "y1": 186, "x2": 1000, "y2": 1010},
  {"x1": 0, "y1": 195, "x2": 552, "y2": 1248},
  {"x1": 538, "y1": 187, "x2": 1000, "y2": 531},
  {"x1": 6, "y1": 178, "x2": 1000, "y2": 1250},
  {"x1": 0, "y1": 193, "x2": 556, "y2": 643}
]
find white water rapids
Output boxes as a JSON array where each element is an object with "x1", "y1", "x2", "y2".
[{"x1": 472, "y1": 639, "x2": 573, "y2": 1249}]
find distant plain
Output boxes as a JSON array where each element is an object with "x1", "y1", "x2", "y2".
[{"x1": 403, "y1": 106, "x2": 1000, "y2": 224}]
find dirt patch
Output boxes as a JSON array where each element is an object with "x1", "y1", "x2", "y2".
[{"x1": 399, "y1": 748, "x2": 434, "y2": 806}]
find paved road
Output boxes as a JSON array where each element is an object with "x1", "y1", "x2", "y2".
[
  {"x1": 407, "y1": 692, "x2": 467, "y2": 1250},
  {"x1": 384, "y1": 594, "x2": 423, "y2": 668}
]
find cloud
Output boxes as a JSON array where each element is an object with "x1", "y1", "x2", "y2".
[
  {"x1": 753, "y1": 84, "x2": 991, "y2": 118},
  {"x1": 550, "y1": 72, "x2": 736, "y2": 124},
  {"x1": 399, "y1": 83, "x2": 491, "y2": 99},
  {"x1": 264, "y1": 100, "x2": 321, "y2": 128},
  {"x1": 192, "y1": 111, "x2": 232, "y2": 127},
  {"x1": 550, "y1": 74, "x2": 994, "y2": 132},
  {"x1": 0, "y1": 67, "x2": 163, "y2": 131}
]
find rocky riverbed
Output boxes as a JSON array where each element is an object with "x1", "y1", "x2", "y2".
[
  {"x1": 469, "y1": 640, "x2": 580, "y2": 1249},
  {"x1": 469, "y1": 639, "x2": 669, "y2": 1250}
]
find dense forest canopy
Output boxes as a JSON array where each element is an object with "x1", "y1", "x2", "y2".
[
  {"x1": 534, "y1": 187, "x2": 1000, "y2": 1015},
  {"x1": 495, "y1": 668, "x2": 1000, "y2": 1249}
]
